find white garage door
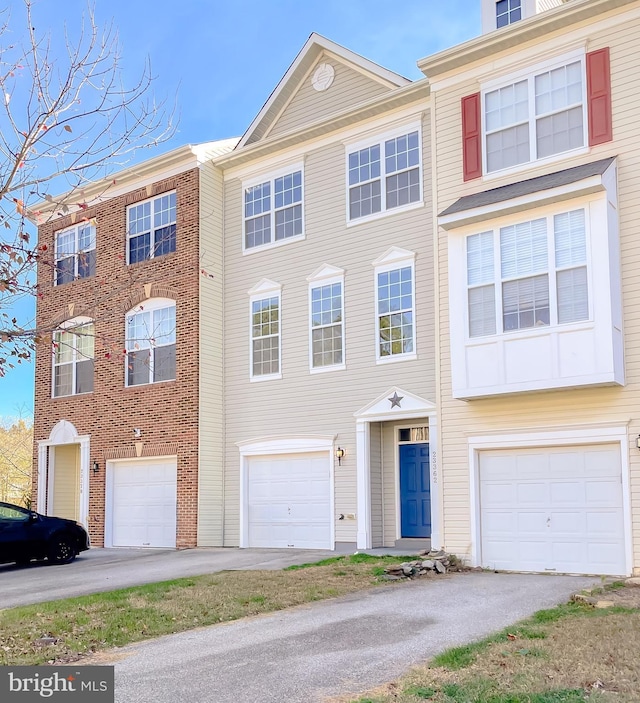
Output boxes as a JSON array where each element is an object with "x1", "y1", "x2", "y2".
[
  {"x1": 480, "y1": 444, "x2": 625, "y2": 575},
  {"x1": 111, "y1": 459, "x2": 177, "y2": 548},
  {"x1": 247, "y1": 453, "x2": 331, "y2": 549}
]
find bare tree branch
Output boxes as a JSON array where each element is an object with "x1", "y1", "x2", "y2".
[{"x1": 0, "y1": 0, "x2": 176, "y2": 374}]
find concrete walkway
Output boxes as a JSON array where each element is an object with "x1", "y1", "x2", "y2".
[{"x1": 109, "y1": 571, "x2": 598, "y2": 703}]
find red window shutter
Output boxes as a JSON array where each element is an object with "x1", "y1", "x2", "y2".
[
  {"x1": 586, "y1": 47, "x2": 612, "y2": 146},
  {"x1": 461, "y1": 93, "x2": 482, "y2": 181}
]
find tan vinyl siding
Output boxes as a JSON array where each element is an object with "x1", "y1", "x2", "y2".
[
  {"x1": 222, "y1": 108, "x2": 435, "y2": 547},
  {"x1": 370, "y1": 423, "x2": 383, "y2": 547},
  {"x1": 433, "y1": 10, "x2": 640, "y2": 572},
  {"x1": 197, "y1": 162, "x2": 225, "y2": 546},
  {"x1": 52, "y1": 444, "x2": 79, "y2": 521},
  {"x1": 268, "y1": 57, "x2": 390, "y2": 140}
]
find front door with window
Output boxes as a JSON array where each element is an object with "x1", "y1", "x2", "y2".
[{"x1": 399, "y1": 443, "x2": 431, "y2": 538}]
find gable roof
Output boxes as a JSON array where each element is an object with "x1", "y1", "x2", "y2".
[{"x1": 238, "y1": 32, "x2": 411, "y2": 148}]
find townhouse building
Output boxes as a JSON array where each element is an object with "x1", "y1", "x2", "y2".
[
  {"x1": 423, "y1": 0, "x2": 639, "y2": 576},
  {"x1": 32, "y1": 140, "x2": 235, "y2": 548},
  {"x1": 212, "y1": 35, "x2": 436, "y2": 551}
]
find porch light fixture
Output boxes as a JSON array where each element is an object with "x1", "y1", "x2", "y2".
[
  {"x1": 335, "y1": 447, "x2": 345, "y2": 466},
  {"x1": 92, "y1": 460, "x2": 100, "y2": 475},
  {"x1": 636, "y1": 435, "x2": 640, "y2": 451}
]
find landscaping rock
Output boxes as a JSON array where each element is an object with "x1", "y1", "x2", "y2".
[
  {"x1": 382, "y1": 551, "x2": 462, "y2": 580},
  {"x1": 595, "y1": 600, "x2": 615, "y2": 609}
]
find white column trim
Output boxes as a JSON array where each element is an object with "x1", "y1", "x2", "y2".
[
  {"x1": 356, "y1": 420, "x2": 372, "y2": 549},
  {"x1": 429, "y1": 414, "x2": 442, "y2": 550},
  {"x1": 79, "y1": 437, "x2": 90, "y2": 527},
  {"x1": 36, "y1": 442, "x2": 48, "y2": 513}
]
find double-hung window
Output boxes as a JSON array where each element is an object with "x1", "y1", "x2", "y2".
[
  {"x1": 244, "y1": 167, "x2": 303, "y2": 251},
  {"x1": 52, "y1": 320, "x2": 95, "y2": 397},
  {"x1": 466, "y1": 208, "x2": 589, "y2": 337},
  {"x1": 308, "y1": 267, "x2": 345, "y2": 371},
  {"x1": 127, "y1": 192, "x2": 176, "y2": 264},
  {"x1": 54, "y1": 223, "x2": 96, "y2": 285},
  {"x1": 347, "y1": 127, "x2": 421, "y2": 221},
  {"x1": 484, "y1": 56, "x2": 585, "y2": 173},
  {"x1": 125, "y1": 300, "x2": 176, "y2": 386},
  {"x1": 496, "y1": 0, "x2": 521, "y2": 28},
  {"x1": 373, "y1": 248, "x2": 416, "y2": 362},
  {"x1": 250, "y1": 296, "x2": 281, "y2": 380}
]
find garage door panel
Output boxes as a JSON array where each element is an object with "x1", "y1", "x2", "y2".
[
  {"x1": 550, "y1": 481, "x2": 584, "y2": 505},
  {"x1": 247, "y1": 452, "x2": 331, "y2": 549},
  {"x1": 517, "y1": 482, "x2": 548, "y2": 505},
  {"x1": 517, "y1": 511, "x2": 548, "y2": 532},
  {"x1": 586, "y1": 510, "x2": 624, "y2": 536},
  {"x1": 482, "y1": 482, "x2": 515, "y2": 506},
  {"x1": 516, "y1": 454, "x2": 550, "y2": 478},
  {"x1": 584, "y1": 449, "x2": 620, "y2": 475},
  {"x1": 480, "y1": 444, "x2": 625, "y2": 575},
  {"x1": 482, "y1": 455, "x2": 515, "y2": 480},
  {"x1": 585, "y1": 480, "x2": 621, "y2": 505}
]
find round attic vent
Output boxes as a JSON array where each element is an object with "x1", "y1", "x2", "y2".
[{"x1": 312, "y1": 63, "x2": 335, "y2": 92}]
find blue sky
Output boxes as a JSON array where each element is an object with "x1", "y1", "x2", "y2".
[{"x1": 0, "y1": 0, "x2": 480, "y2": 419}]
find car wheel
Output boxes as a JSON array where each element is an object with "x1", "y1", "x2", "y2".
[{"x1": 48, "y1": 535, "x2": 76, "y2": 564}]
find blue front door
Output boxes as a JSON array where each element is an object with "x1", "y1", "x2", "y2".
[{"x1": 399, "y1": 444, "x2": 431, "y2": 538}]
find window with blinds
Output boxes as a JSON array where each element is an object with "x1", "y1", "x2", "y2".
[{"x1": 466, "y1": 208, "x2": 589, "y2": 337}]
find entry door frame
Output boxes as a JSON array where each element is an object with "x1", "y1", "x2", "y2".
[
  {"x1": 468, "y1": 425, "x2": 633, "y2": 575},
  {"x1": 396, "y1": 434, "x2": 431, "y2": 540},
  {"x1": 354, "y1": 387, "x2": 439, "y2": 551},
  {"x1": 37, "y1": 420, "x2": 90, "y2": 528}
]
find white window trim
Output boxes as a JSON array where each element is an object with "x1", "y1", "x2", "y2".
[
  {"x1": 463, "y1": 199, "x2": 594, "y2": 343},
  {"x1": 51, "y1": 316, "x2": 95, "y2": 399},
  {"x1": 54, "y1": 222, "x2": 96, "y2": 286},
  {"x1": 124, "y1": 297, "x2": 176, "y2": 387},
  {"x1": 481, "y1": 48, "x2": 588, "y2": 180},
  {"x1": 307, "y1": 265, "x2": 346, "y2": 374},
  {"x1": 242, "y1": 162, "x2": 305, "y2": 255},
  {"x1": 372, "y1": 247, "x2": 417, "y2": 365},
  {"x1": 126, "y1": 191, "x2": 177, "y2": 265},
  {"x1": 345, "y1": 121, "x2": 423, "y2": 227},
  {"x1": 248, "y1": 279, "x2": 283, "y2": 382}
]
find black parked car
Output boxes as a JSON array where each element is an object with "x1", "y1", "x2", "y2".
[{"x1": 0, "y1": 501, "x2": 90, "y2": 565}]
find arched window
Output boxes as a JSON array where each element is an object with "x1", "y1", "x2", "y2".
[
  {"x1": 125, "y1": 298, "x2": 176, "y2": 386},
  {"x1": 52, "y1": 318, "x2": 95, "y2": 397}
]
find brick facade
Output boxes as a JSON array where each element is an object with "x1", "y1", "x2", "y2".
[{"x1": 32, "y1": 168, "x2": 201, "y2": 548}]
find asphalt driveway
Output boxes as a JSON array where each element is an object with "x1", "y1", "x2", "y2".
[
  {"x1": 107, "y1": 571, "x2": 598, "y2": 703},
  {"x1": 0, "y1": 546, "x2": 345, "y2": 608}
]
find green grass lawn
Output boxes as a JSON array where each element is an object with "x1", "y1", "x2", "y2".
[{"x1": 0, "y1": 554, "x2": 417, "y2": 666}]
